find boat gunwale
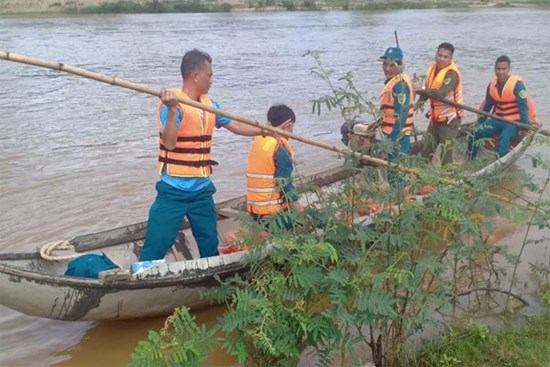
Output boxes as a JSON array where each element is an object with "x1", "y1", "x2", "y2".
[
  {"x1": 0, "y1": 256, "x2": 249, "y2": 289},
  {"x1": 470, "y1": 129, "x2": 535, "y2": 178}
]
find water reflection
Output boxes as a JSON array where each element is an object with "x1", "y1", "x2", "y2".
[{"x1": 49, "y1": 304, "x2": 236, "y2": 367}]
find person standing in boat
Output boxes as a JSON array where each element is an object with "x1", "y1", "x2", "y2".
[
  {"x1": 139, "y1": 49, "x2": 265, "y2": 261},
  {"x1": 415, "y1": 42, "x2": 464, "y2": 165},
  {"x1": 378, "y1": 46, "x2": 415, "y2": 187},
  {"x1": 467, "y1": 55, "x2": 533, "y2": 159},
  {"x1": 246, "y1": 104, "x2": 305, "y2": 231}
]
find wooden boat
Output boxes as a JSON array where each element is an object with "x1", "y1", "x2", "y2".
[
  {"x1": 348, "y1": 120, "x2": 535, "y2": 178},
  {"x1": 0, "y1": 126, "x2": 534, "y2": 321},
  {"x1": 0, "y1": 166, "x2": 354, "y2": 321}
]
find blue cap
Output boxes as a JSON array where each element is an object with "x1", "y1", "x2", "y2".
[{"x1": 379, "y1": 47, "x2": 403, "y2": 63}]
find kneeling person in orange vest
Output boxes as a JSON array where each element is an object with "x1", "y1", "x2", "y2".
[
  {"x1": 246, "y1": 104, "x2": 304, "y2": 231},
  {"x1": 468, "y1": 55, "x2": 535, "y2": 159}
]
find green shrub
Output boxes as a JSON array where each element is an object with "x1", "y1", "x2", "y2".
[{"x1": 130, "y1": 307, "x2": 220, "y2": 367}]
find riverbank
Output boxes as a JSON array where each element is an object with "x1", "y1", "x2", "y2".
[
  {"x1": 0, "y1": 0, "x2": 547, "y2": 15},
  {"x1": 413, "y1": 312, "x2": 550, "y2": 366}
]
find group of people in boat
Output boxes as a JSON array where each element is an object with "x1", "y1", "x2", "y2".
[
  {"x1": 139, "y1": 46, "x2": 535, "y2": 262},
  {"x1": 378, "y1": 42, "x2": 535, "y2": 168}
]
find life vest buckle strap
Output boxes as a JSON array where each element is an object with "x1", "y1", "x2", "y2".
[
  {"x1": 176, "y1": 135, "x2": 212, "y2": 142},
  {"x1": 158, "y1": 156, "x2": 217, "y2": 167},
  {"x1": 159, "y1": 145, "x2": 211, "y2": 154}
]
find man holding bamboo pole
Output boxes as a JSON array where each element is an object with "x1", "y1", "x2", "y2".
[
  {"x1": 415, "y1": 42, "x2": 464, "y2": 165},
  {"x1": 468, "y1": 55, "x2": 535, "y2": 159},
  {"x1": 139, "y1": 49, "x2": 265, "y2": 261}
]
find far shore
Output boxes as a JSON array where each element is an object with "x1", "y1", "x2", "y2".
[{"x1": 0, "y1": 0, "x2": 547, "y2": 15}]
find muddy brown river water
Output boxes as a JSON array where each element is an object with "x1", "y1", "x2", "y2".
[{"x1": 1, "y1": 8, "x2": 549, "y2": 366}]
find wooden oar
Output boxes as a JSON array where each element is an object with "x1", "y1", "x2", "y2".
[
  {"x1": 417, "y1": 89, "x2": 549, "y2": 137},
  {"x1": 0, "y1": 50, "x2": 389, "y2": 167},
  {"x1": 0, "y1": 51, "x2": 543, "y2": 213}
]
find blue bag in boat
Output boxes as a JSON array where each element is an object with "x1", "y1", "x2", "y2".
[{"x1": 64, "y1": 252, "x2": 118, "y2": 279}]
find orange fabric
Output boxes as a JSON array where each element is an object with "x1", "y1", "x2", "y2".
[
  {"x1": 219, "y1": 230, "x2": 269, "y2": 254},
  {"x1": 426, "y1": 61, "x2": 465, "y2": 124},
  {"x1": 417, "y1": 185, "x2": 437, "y2": 195},
  {"x1": 157, "y1": 89, "x2": 216, "y2": 177},
  {"x1": 488, "y1": 76, "x2": 536, "y2": 122},
  {"x1": 354, "y1": 185, "x2": 436, "y2": 217},
  {"x1": 528, "y1": 97, "x2": 537, "y2": 122},
  {"x1": 380, "y1": 74, "x2": 415, "y2": 135},
  {"x1": 219, "y1": 232, "x2": 248, "y2": 254},
  {"x1": 246, "y1": 136, "x2": 294, "y2": 216}
]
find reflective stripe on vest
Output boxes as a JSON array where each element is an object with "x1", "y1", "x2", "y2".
[
  {"x1": 157, "y1": 90, "x2": 216, "y2": 178},
  {"x1": 247, "y1": 172, "x2": 275, "y2": 179},
  {"x1": 247, "y1": 199, "x2": 284, "y2": 206},
  {"x1": 426, "y1": 61, "x2": 465, "y2": 124},
  {"x1": 246, "y1": 136, "x2": 294, "y2": 216},
  {"x1": 380, "y1": 74, "x2": 415, "y2": 135}
]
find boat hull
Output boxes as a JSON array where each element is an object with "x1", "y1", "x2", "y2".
[{"x1": 0, "y1": 252, "x2": 247, "y2": 320}]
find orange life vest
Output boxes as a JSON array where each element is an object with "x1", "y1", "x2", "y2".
[
  {"x1": 426, "y1": 61, "x2": 465, "y2": 124},
  {"x1": 157, "y1": 89, "x2": 216, "y2": 178},
  {"x1": 488, "y1": 75, "x2": 536, "y2": 123},
  {"x1": 380, "y1": 73, "x2": 415, "y2": 135},
  {"x1": 246, "y1": 136, "x2": 294, "y2": 216}
]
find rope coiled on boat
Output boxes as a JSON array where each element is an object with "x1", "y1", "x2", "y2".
[{"x1": 39, "y1": 240, "x2": 79, "y2": 261}]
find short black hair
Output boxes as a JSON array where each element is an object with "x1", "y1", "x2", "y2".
[
  {"x1": 438, "y1": 42, "x2": 455, "y2": 56},
  {"x1": 180, "y1": 49, "x2": 212, "y2": 79},
  {"x1": 267, "y1": 104, "x2": 295, "y2": 127},
  {"x1": 495, "y1": 55, "x2": 511, "y2": 66}
]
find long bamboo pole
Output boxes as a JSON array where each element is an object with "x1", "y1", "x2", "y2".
[
  {"x1": 0, "y1": 50, "x2": 544, "y2": 213},
  {"x1": 0, "y1": 50, "x2": 389, "y2": 167},
  {"x1": 416, "y1": 89, "x2": 549, "y2": 137}
]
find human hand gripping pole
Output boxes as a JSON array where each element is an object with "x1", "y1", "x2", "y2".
[
  {"x1": 0, "y1": 50, "x2": 387, "y2": 167},
  {"x1": 416, "y1": 89, "x2": 549, "y2": 137},
  {"x1": 0, "y1": 50, "x2": 545, "y2": 214}
]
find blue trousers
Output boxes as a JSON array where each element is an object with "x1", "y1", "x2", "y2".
[
  {"x1": 140, "y1": 181, "x2": 219, "y2": 261},
  {"x1": 385, "y1": 132, "x2": 410, "y2": 188},
  {"x1": 468, "y1": 119, "x2": 519, "y2": 159}
]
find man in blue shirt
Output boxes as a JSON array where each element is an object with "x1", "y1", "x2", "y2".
[
  {"x1": 379, "y1": 47, "x2": 415, "y2": 187},
  {"x1": 468, "y1": 55, "x2": 530, "y2": 159},
  {"x1": 140, "y1": 49, "x2": 265, "y2": 261}
]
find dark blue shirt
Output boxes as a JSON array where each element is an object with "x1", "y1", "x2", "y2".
[
  {"x1": 384, "y1": 77, "x2": 411, "y2": 139},
  {"x1": 274, "y1": 141, "x2": 298, "y2": 203}
]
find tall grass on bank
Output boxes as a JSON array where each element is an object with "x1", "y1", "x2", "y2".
[
  {"x1": 61, "y1": 0, "x2": 549, "y2": 14},
  {"x1": 412, "y1": 313, "x2": 550, "y2": 367},
  {"x1": 66, "y1": 0, "x2": 232, "y2": 14},
  {"x1": 519, "y1": 0, "x2": 550, "y2": 6}
]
